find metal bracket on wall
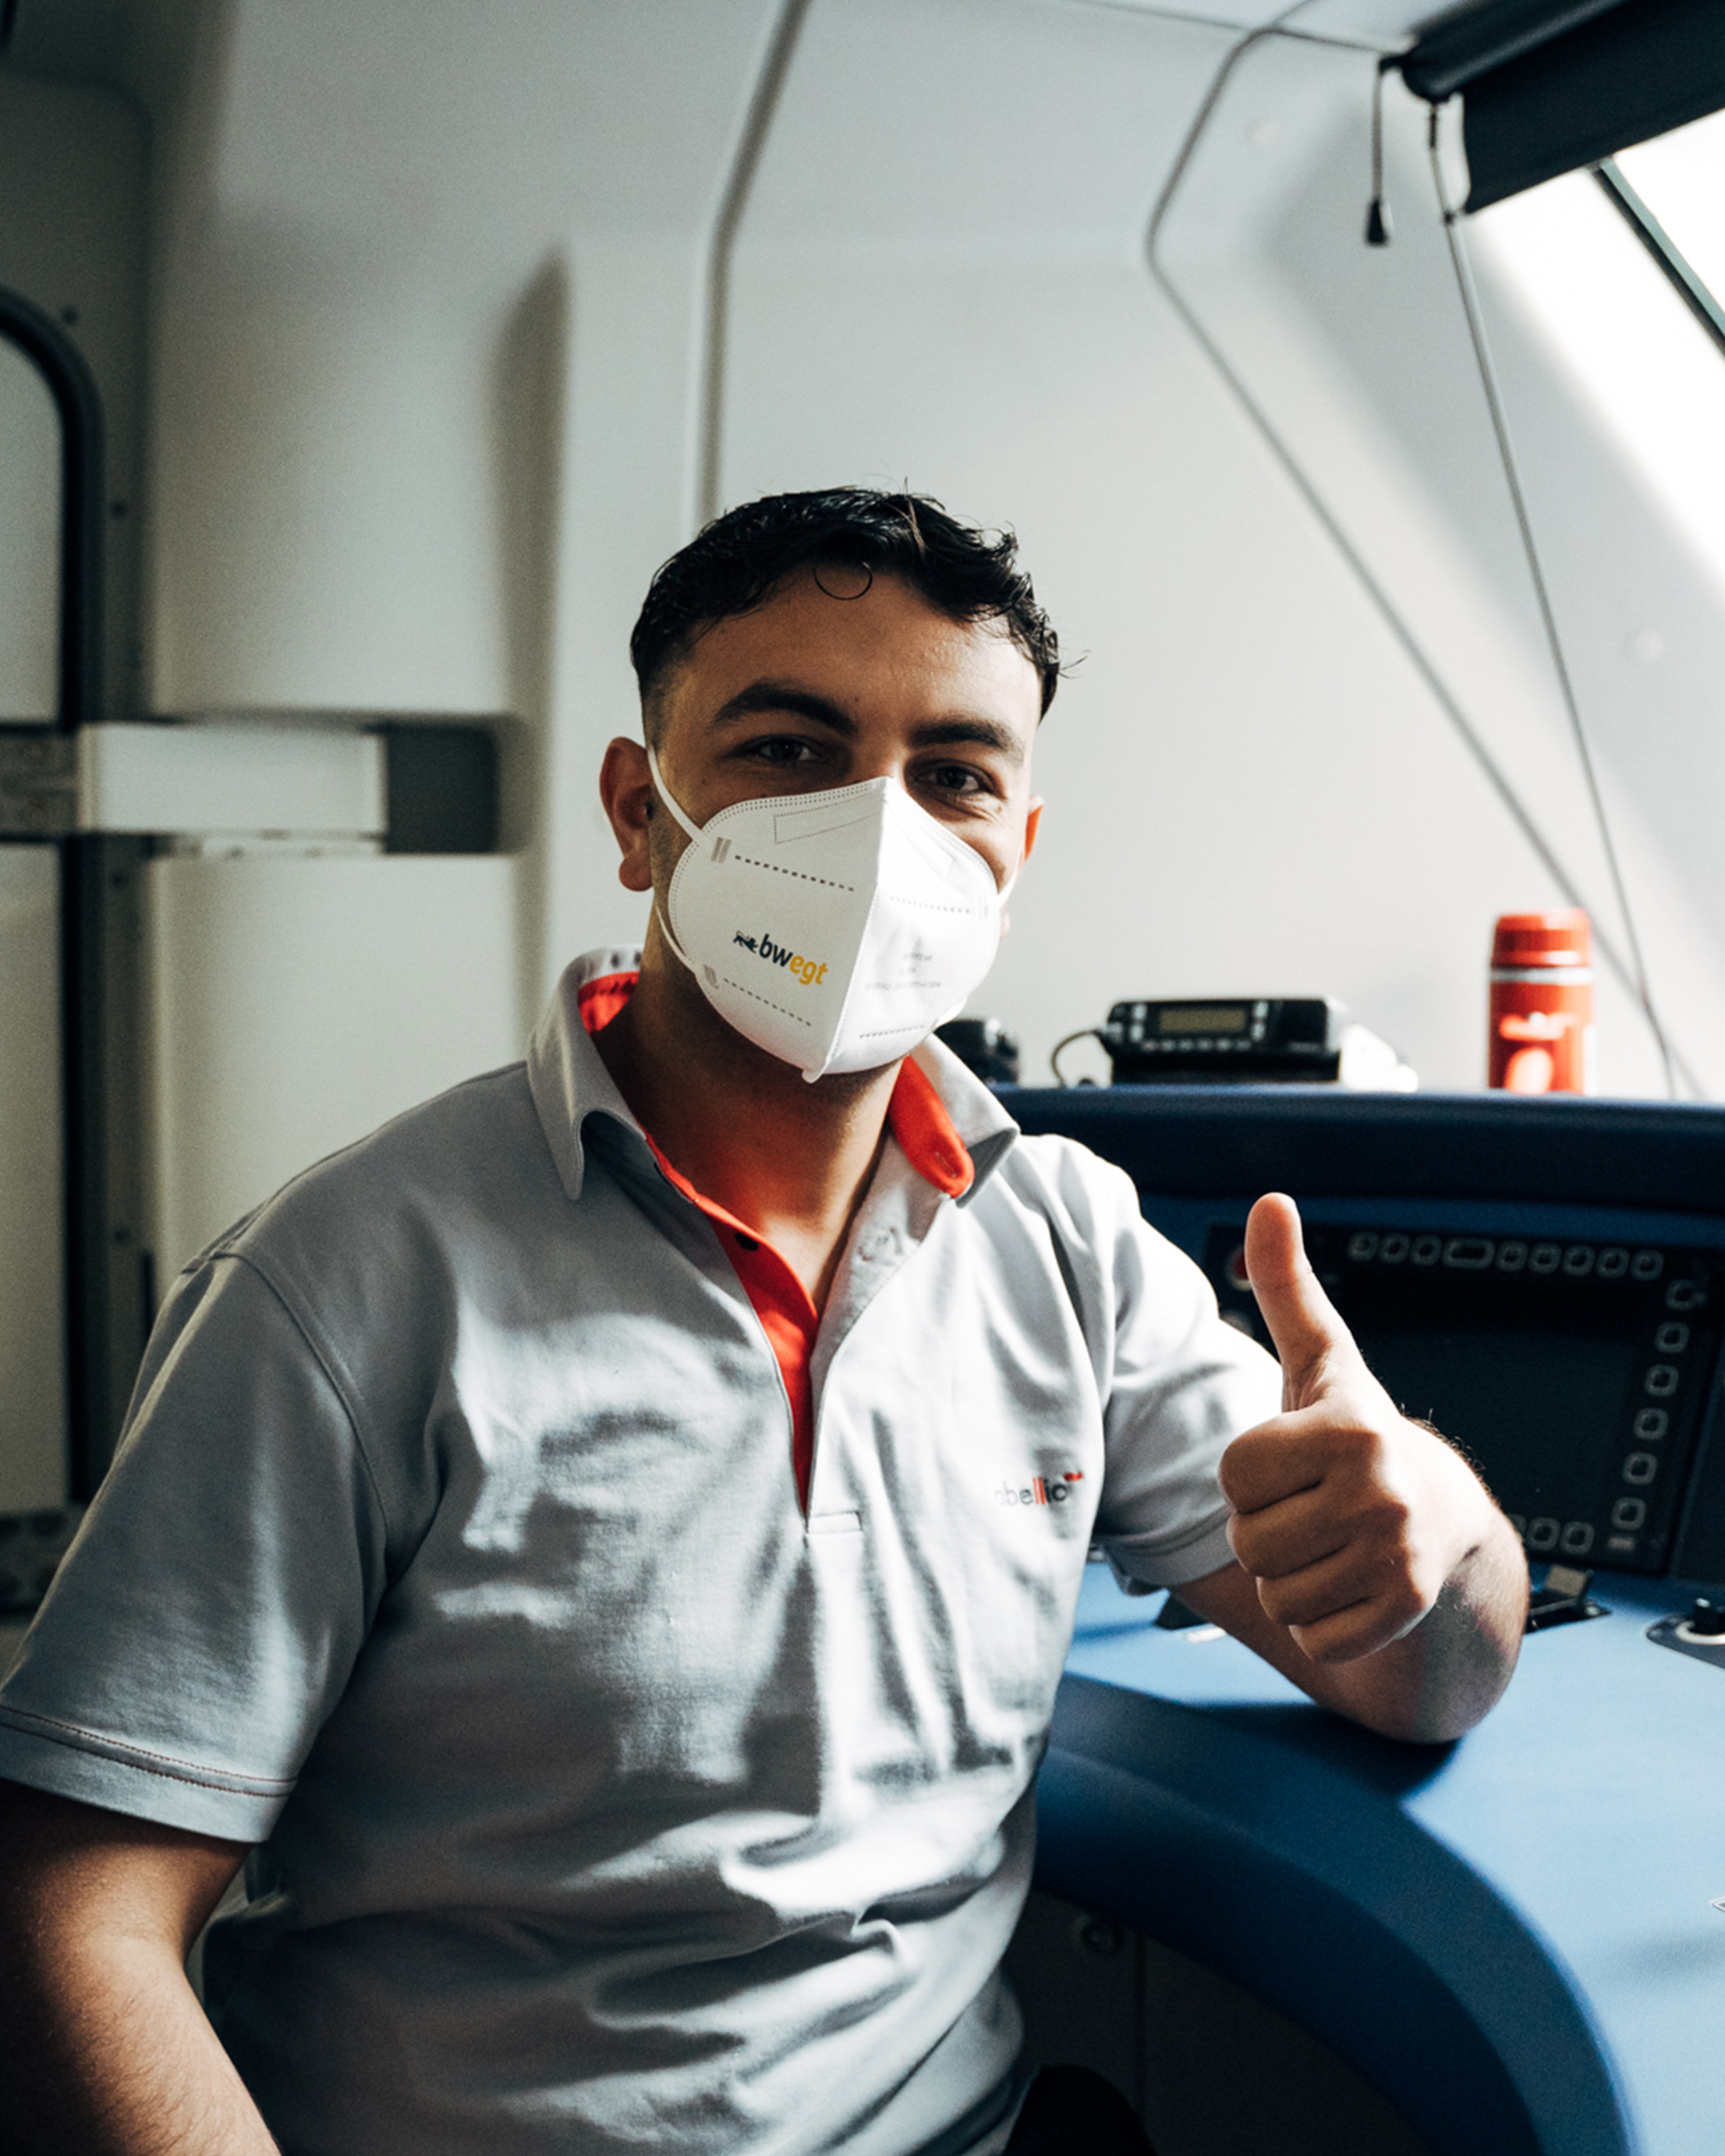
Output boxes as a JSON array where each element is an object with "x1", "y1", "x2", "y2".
[
  {"x1": 2, "y1": 722, "x2": 499, "y2": 851},
  {"x1": 0, "y1": 732, "x2": 76, "y2": 835}
]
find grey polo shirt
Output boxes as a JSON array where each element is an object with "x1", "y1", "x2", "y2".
[{"x1": 0, "y1": 948, "x2": 1280, "y2": 2156}]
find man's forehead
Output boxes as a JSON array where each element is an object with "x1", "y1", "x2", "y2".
[{"x1": 664, "y1": 569, "x2": 1041, "y2": 720}]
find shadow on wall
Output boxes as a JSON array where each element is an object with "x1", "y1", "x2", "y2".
[{"x1": 490, "y1": 250, "x2": 568, "y2": 1026}]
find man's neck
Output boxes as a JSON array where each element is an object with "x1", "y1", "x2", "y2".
[{"x1": 590, "y1": 939, "x2": 901, "y2": 1309}]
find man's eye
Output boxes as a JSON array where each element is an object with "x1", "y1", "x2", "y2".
[
  {"x1": 745, "y1": 737, "x2": 818, "y2": 766},
  {"x1": 923, "y1": 763, "x2": 989, "y2": 798}
]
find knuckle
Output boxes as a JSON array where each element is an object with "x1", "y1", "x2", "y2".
[
  {"x1": 1366, "y1": 1489, "x2": 1416, "y2": 1545},
  {"x1": 1256, "y1": 1577, "x2": 1298, "y2": 1627}
]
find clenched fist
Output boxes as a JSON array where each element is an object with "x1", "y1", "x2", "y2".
[{"x1": 1220, "y1": 1192, "x2": 1517, "y2": 1670}]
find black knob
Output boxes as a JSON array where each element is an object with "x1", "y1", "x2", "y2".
[{"x1": 1688, "y1": 1597, "x2": 1725, "y2": 1637}]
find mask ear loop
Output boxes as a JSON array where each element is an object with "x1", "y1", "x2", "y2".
[
  {"x1": 643, "y1": 743, "x2": 710, "y2": 980},
  {"x1": 644, "y1": 742, "x2": 706, "y2": 843}
]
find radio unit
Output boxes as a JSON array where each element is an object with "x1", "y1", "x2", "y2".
[
  {"x1": 1100, "y1": 999, "x2": 1344, "y2": 1082},
  {"x1": 1207, "y1": 1220, "x2": 1724, "y2": 1576}
]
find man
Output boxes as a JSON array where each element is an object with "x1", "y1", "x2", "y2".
[{"x1": 0, "y1": 490, "x2": 1526, "y2": 2155}]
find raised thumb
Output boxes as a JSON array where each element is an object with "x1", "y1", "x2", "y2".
[{"x1": 1243, "y1": 1192, "x2": 1355, "y2": 1394}]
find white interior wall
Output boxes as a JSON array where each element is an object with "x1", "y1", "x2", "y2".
[{"x1": 147, "y1": 855, "x2": 522, "y2": 1280}]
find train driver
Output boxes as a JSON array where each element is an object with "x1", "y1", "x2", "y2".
[{"x1": 0, "y1": 488, "x2": 1526, "y2": 2156}]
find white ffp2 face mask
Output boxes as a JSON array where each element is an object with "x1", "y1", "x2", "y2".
[{"x1": 646, "y1": 746, "x2": 1013, "y2": 1082}]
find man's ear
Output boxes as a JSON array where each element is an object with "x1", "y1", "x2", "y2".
[
  {"x1": 600, "y1": 737, "x2": 656, "y2": 894},
  {"x1": 999, "y1": 799, "x2": 1042, "y2": 940}
]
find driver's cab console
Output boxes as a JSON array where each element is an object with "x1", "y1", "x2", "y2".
[{"x1": 1010, "y1": 1086, "x2": 1725, "y2": 2156}]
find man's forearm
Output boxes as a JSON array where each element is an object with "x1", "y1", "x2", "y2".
[
  {"x1": 0, "y1": 1782, "x2": 271, "y2": 2156},
  {"x1": 1300, "y1": 1508, "x2": 1529, "y2": 1742},
  {"x1": 1184, "y1": 1505, "x2": 1528, "y2": 1745},
  {"x1": 2, "y1": 1935, "x2": 278, "y2": 2156}
]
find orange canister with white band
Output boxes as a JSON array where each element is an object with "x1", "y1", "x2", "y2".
[{"x1": 1489, "y1": 909, "x2": 1593, "y2": 1094}]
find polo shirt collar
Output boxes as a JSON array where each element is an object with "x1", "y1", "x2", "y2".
[
  {"x1": 526, "y1": 948, "x2": 1019, "y2": 1206},
  {"x1": 905, "y1": 1033, "x2": 1019, "y2": 1205}
]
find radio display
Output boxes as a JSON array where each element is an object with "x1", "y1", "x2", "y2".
[
  {"x1": 1159, "y1": 1004, "x2": 1249, "y2": 1036},
  {"x1": 1206, "y1": 1223, "x2": 1723, "y2": 1573}
]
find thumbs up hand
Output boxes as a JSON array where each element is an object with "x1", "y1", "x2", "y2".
[{"x1": 1219, "y1": 1193, "x2": 1506, "y2": 1667}]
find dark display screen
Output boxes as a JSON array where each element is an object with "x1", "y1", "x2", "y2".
[
  {"x1": 1157, "y1": 1004, "x2": 1249, "y2": 1036},
  {"x1": 1358, "y1": 1327, "x2": 1638, "y2": 1524},
  {"x1": 1205, "y1": 1221, "x2": 1724, "y2": 1573}
]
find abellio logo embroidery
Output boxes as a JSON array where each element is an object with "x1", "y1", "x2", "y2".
[
  {"x1": 998, "y1": 1470, "x2": 1085, "y2": 1508},
  {"x1": 733, "y1": 928, "x2": 829, "y2": 988}
]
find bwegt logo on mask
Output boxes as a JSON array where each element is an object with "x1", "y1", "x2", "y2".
[{"x1": 734, "y1": 929, "x2": 828, "y2": 989}]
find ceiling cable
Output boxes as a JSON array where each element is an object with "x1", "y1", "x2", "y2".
[
  {"x1": 1365, "y1": 59, "x2": 1394, "y2": 246},
  {"x1": 1426, "y1": 108, "x2": 1681, "y2": 1099}
]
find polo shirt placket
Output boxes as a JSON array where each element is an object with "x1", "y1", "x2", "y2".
[{"x1": 577, "y1": 965, "x2": 983, "y2": 1517}]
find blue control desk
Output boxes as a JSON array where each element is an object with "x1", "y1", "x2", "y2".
[{"x1": 1005, "y1": 1088, "x2": 1725, "y2": 2156}]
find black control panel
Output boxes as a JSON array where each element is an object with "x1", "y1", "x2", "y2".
[{"x1": 1206, "y1": 1221, "x2": 1724, "y2": 1576}]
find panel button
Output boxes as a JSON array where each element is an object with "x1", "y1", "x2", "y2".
[
  {"x1": 1645, "y1": 1365, "x2": 1680, "y2": 1397},
  {"x1": 1530, "y1": 1244, "x2": 1561, "y2": 1273},
  {"x1": 1632, "y1": 1250, "x2": 1665, "y2": 1281},
  {"x1": 1563, "y1": 1246, "x2": 1596, "y2": 1276},
  {"x1": 1597, "y1": 1248, "x2": 1629, "y2": 1279},
  {"x1": 1635, "y1": 1407, "x2": 1669, "y2": 1441},
  {"x1": 1656, "y1": 1321, "x2": 1691, "y2": 1354},
  {"x1": 1347, "y1": 1231, "x2": 1379, "y2": 1262},
  {"x1": 1623, "y1": 1452, "x2": 1659, "y2": 1485},
  {"x1": 1667, "y1": 1280, "x2": 1708, "y2": 1312},
  {"x1": 1497, "y1": 1241, "x2": 1528, "y2": 1271},
  {"x1": 1612, "y1": 1497, "x2": 1648, "y2": 1531},
  {"x1": 1443, "y1": 1237, "x2": 1494, "y2": 1269}
]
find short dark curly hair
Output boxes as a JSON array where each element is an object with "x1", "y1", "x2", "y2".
[{"x1": 629, "y1": 487, "x2": 1060, "y2": 735}]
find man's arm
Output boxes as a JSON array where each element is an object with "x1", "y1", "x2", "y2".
[
  {"x1": 0, "y1": 1779, "x2": 277, "y2": 2155},
  {"x1": 1178, "y1": 1193, "x2": 1528, "y2": 1744}
]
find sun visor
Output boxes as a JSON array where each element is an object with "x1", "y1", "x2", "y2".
[{"x1": 1400, "y1": 0, "x2": 1725, "y2": 211}]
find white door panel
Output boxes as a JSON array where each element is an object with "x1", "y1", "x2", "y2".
[{"x1": 0, "y1": 844, "x2": 68, "y2": 1510}]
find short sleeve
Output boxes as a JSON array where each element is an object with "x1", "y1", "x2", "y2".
[
  {"x1": 1070, "y1": 1159, "x2": 1282, "y2": 1591},
  {"x1": 0, "y1": 1254, "x2": 392, "y2": 1843}
]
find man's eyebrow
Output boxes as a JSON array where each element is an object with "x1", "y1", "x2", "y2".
[
  {"x1": 709, "y1": 685, "x2": 1025, "y2": 763},
  {"x1": 908, "y1": 717, "x2": 1025, "y2": 764},
  {"x1": 709, "y1": 683, "x2": 857, "y2": 737}
]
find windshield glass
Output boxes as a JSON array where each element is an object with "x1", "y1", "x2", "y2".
[
  {"x1": 1613, "y1": 108, "x2": 1725, "y2": 315},
  {"x1": 1471, "y1": 111, "x2": 1725, "y2": 604}
]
